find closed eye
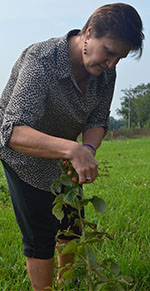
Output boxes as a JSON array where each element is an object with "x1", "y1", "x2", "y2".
[{"x1": 105, "y1": 48, "x2": 116, "y2": 57}]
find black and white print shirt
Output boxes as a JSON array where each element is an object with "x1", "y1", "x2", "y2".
[{"x1": 0, "y1": 30, "x2": 116, "y2": 191}]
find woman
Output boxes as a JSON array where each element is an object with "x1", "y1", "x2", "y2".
[{"x1": 0, "y1": 3, "x2": 144, "y2": 290}]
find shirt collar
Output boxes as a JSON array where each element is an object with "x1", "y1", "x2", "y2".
[{"x1": 56, "y1": 29, "x2": 80, "y2": 79}]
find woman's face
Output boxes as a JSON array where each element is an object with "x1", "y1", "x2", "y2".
[{"x1": 82, "y1": 35, "x2": 132, "y2": 75}]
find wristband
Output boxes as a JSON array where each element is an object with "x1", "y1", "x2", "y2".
[{"x1": 83, "y1": 143, "x2": 96, "y2": 153}]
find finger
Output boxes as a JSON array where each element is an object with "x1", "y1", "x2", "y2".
[
  {"x1": 91, "y1": 164, "x2": 98, "y2": 181},
  {"x1": 78, "y1": 169, "x2": 86, "y2": 184},
  {"x1": 84, "y1": 166, "x2": 97, "y2": 184},
  {"x1": 84, "y1": 171, "x2": 92, "y2": 184}
]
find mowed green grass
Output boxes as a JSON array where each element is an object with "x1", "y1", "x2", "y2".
[
  {"x1": 0, "y1": 138, "x2": 150, "y2": 290},
  {"x1": 84, "y1": 138, "x2": 150, "y2": 290}
]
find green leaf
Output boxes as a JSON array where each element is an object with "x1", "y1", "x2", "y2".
[
  {"x1": 63, "y1": 188, "x2": 79, "y2": 209},
  {"x1": 78, "y1": 246, "x2": 87, "y2": 259},
  {"x1": 84, "y1": 221, "x2": 97, "y2": 230},
  {"x1": 110, "y1": 261, "x2": 120, "y2": 276},
  {"x1": 50, "y1": 179, "x2": 62, "y2": 195},
  {"x1": 96, "y1": 282, "x2": 125, "y2": 291},
  {"x1": 94, "y1": 266, "x2": 108, "y2": 281},
  {"x1": 53, "y1": 193, "x2": 65, "y2": 204},
  {"x1": 95, "y1": 282, "x2": 107, "y2": 290},
  {"x1": 60, "y1": 175, "x2": 73, "y2": 186},
  {"x1": 78, "y1": 185, "x2": 84, "y2": 198},
  {"x1": 110, "y1": 283, "x2": 125, "y2": 291},
  {"x1": 64, "y1": 186, "x2": 74, "y2": 194},
  {"x1": 84, "y1": 231, "x2": 106, "y2": 244},
  {"x1": 90, "y1": 196, "x2": 106, "y2": 213},
  {"x1": 52, "y1": 202, "x2": 64, "y2": 222},
  {"x1": 62, "y1": 240, "x2": 78, "y2": 255},
  {"x1": 117, "y1": 275, "x2": 133, "y2": 285},
  {"x1": 86, "y1": 245, "x2": 97, "y2": 266},
  {"x1": 60, "y1": 229, "x2": 79, "y2": 237},
  {"x1": 62, "y1": 269, "x2": 75, "y2": 280},
  {"x1": 102, "y1": 259, "x2": 120, "y2": 276},
  {"x1": 80, "y1": 199, "x2": 90, "y2": 207}
]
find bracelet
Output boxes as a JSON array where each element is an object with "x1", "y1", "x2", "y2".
[{"x1": 83, "y1": 143, "x2": 96, "y2": 153}]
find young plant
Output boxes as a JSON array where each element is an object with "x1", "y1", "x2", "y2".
[{"x1": 51, "y1": 159, "x2": 133, "y2": 291}]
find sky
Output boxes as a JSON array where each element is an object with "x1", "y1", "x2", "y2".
[{"x1": 0, "y1": 0, "x2": 150, "y2": 118}]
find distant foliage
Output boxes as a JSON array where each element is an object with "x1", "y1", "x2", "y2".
[
  {"x1": 116, "y1": 83, "x2": 150, "y2": 128},
  {"x1": 105, "y1": 128, "x2": 150, "y2": 140},
  {"x1": 109, "y1": 117, "x2": 125, "y2": 131}
]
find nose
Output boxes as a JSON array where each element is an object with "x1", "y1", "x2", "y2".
[{"x1": 106, "y1": 57, "x2": 120, "y2": 69}]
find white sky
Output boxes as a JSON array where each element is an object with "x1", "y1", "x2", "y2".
[{"x1": 0, "y1": 0, "x2": 150, "y2": 118}]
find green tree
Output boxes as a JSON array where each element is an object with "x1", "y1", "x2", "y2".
[
  {"x1": 116, "y1": 83, "x2": 150, "y2": 128},
  {"x1": 109, "y1": 116, "x2": 125, "y2": 130},
  {"x1": 135, "y1": 90, "x2": 150, "y2": 127}
]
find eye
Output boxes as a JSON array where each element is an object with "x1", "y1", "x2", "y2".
[{"x1": 105, "y1": 49, "x2": 116, "y2": 57}]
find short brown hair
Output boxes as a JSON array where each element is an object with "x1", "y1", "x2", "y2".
[{"x1": 79, "y1": 3, "x2": 144, "y2": 58}]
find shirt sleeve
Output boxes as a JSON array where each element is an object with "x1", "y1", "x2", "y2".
[
  {"x1": 83, "y1": 68, "x2": 116, "y2": 136},
  {"x1": 0, "y1": 50, "x2": 49, "y2": 146}
]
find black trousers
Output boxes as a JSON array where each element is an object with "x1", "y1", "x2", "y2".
[{"x1": 1, "y1": 160, "x2": 83, "y2": 259}]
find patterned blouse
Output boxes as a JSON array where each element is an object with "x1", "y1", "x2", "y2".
[{"x1": 0, "y1": 30, "x2": 116, "y2": 191}]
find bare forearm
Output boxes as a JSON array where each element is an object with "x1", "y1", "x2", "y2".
[
  {"x1": 82, "y1": 127, "x2": 105, "y2": 152},
  {"x1": 8, "y1": 125, "x2": 99, "y2": 184},
  {"x1": 8, "y1": 125, "x2": 78, "y2": 160}
]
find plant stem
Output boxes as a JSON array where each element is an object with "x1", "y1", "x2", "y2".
[
  {"x1": 78, "y1": 205, "x2": 93, "y2": 291},
  {"x1": 85, "y1": 247, "x2": 93, "y2": 291}
]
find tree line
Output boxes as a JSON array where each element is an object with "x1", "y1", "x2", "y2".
[{"x1": 109, "y1": 83, "x2": 150, "y2": 130}]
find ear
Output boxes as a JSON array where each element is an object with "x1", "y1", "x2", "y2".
[{"x1": 85, "y1": 26, "x2": 92, "y2": 40}]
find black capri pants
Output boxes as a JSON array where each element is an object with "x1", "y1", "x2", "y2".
[{"x1": 2, "y1": 160, "x2": 83, "y2": 259}]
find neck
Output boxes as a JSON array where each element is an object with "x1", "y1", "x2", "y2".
[{"x1": 68, "y1": 35, "x2": 89, "y2": 82}]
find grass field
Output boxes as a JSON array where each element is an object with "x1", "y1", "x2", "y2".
[{"x1": 0, "y1": 138, "x2": 150, "y2": 290}]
